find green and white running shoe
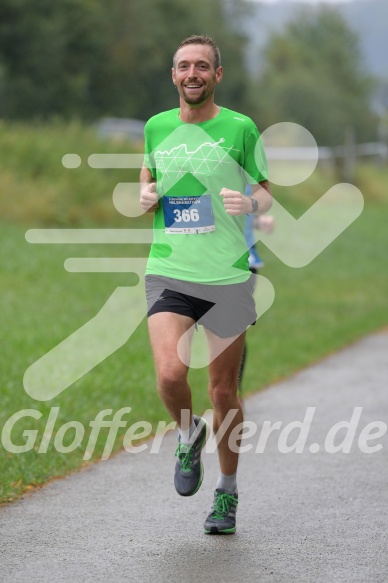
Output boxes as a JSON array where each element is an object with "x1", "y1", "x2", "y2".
[
  {"x1": 174, "y1": 415, "x2": 207, "y2": 497},
  {"x1": 204, "y1": 489, "x2": 238, "y2": 534}
]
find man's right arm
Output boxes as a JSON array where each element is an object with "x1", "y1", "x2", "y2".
[{"x1": 140, "y1": 165, "x2": 159, "y2": 213}]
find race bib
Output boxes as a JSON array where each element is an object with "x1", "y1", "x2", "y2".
[{"x1": 162, "y1": 194, "x2": 215, "y2": 234}]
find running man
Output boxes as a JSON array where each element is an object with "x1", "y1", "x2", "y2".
[{"x1": 140, "y1": 35, "x2": 272, "y2": 534}]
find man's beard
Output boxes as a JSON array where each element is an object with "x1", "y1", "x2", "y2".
[{"x1": 180, "y1": 85, "x2": 212, "y2": 105}]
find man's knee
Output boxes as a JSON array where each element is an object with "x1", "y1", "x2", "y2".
[
  {"x1": 157, "y1": 364, "x2": 188, "y2": 395},
  {"x1": 208, "y1": 382, "x2": 238, "y2": 411}
]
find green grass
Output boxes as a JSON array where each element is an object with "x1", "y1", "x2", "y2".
[
  {"x1": 0, "y1": 119, "x2": 145, "y2": 227},
  {"x1": 0, "y1": 121, "x2": 387, "y2": 503}
]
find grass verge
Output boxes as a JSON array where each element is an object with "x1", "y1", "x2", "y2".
[{"x1": 0, "y1": 121, "x2": 387, "y2": 503}]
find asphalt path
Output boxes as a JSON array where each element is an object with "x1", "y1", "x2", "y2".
[{"x1": 1, "y1": 331, "x2": 387, "y2": 583}]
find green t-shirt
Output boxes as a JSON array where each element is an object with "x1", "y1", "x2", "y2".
[{"x1": 144, "y1": 107, "x2": 268, "y2": 284}]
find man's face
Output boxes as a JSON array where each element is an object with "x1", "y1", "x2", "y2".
[{"x1": 172, "y1": 44, "x2": 223, "y2": 106}]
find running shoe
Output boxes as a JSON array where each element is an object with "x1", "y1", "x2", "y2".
[
  {"x1": 174, "y1": 415, "x2": 207, "y2": 497},
  {"x1": 204, "y1": 488, "x2": 238, "y2": 534}
]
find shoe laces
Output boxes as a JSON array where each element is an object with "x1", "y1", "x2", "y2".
[
  {"x1": 175, "y1": 443, "x2": 195, "y2": 472},
  {"x1": 211, "y1": 491, "x2": 238, "y2": 520}
]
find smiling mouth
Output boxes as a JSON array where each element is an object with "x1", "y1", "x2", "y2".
[{"x1": 184, "y1": 84, "x2": 203, "y2": 89}]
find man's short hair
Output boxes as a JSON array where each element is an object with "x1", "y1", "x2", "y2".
[{"x1": 173, "y1": 35, "x2": 221, "y2": 70}]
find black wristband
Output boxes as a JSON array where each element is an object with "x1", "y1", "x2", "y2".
[{"x1": 250, "y1": 197, "x2": 259, "y2": 214}]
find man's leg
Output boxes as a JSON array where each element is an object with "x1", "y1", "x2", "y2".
[
  {"x1": 203, "y1": 329, "x2": 245, "y2": 534},
  {"x1": 205, "y1": 330, "x2": 245, "y2": 476},
  {"x1": 148, "y1": 311, "x2": 194, "y2": 429},
  {"x1": 148, "y1": 311, "x2": 207, "y2": 497}
]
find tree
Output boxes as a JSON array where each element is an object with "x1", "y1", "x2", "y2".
[
  {"x1": 251, "y1": 7, "x2": 377, "y2": 146},
  {"x1": 0, "y1": 0, "x2": 251, "y2": 122},
  {"x1": 102, "y1": 0, "x2": 251, "y2": 120},
  {"x1": 0, "y1": 0, "x2": 112, "y2": 119}
]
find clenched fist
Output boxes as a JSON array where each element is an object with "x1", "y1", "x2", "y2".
[
  {"x1": 140, "y1": 182, "x2": 159, "y2": 212},
  {"x1": 220, "y1": 187, "x2": 252, "y2": 216},
  {"x1": 254, "y1": 214, "x2": 275, "y2": 233}
]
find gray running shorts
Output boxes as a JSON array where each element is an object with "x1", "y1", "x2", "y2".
[{"x1": 145, "y1": 274, "x2": 256, "y2": 338}]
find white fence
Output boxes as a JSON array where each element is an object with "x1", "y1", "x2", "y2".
[{"x1": 265, "y1": 142, "x2": 388, "y2": 162}]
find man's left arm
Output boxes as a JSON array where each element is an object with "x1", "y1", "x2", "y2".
[{"x1": 220, "y1": 180, "x2": 272, "y2": 216}]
